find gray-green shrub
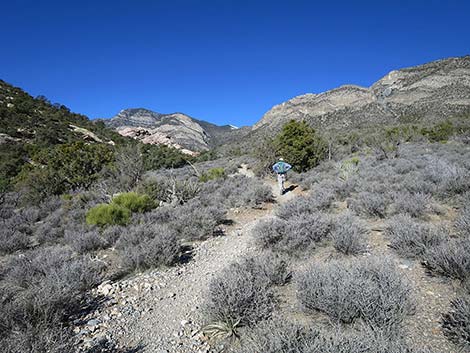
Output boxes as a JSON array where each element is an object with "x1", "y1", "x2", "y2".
[
  {"x1": 385, "y1": 214, "x2": 444, "y2": 259},
  {"x1": 254, "y1": 213, "x2": 331, "y2": 255},
  {"x1": 115, "y1": 223, "x2": 180, "y2": 272},
  {"x1": 348, "y1": 191, "x2": 389, "y2": 218},
  {"x1": 423, "y1": 235, "x2": 470, "y2": 281},
  {"x1": 330, "y1": 212, "x2": 368, "y2": 255},
  {"x1": 296, "y1": 257, "x2": 414, "y2": 332},
  {"x1": 203, "y1": 256, "x2": 288, "y2": 326}
]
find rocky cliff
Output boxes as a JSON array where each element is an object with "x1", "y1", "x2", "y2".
[
  {"x1": 254, "y1": 56, "x2": 470, "y2": 131},
  {"x1": 105, "y1": 108, "x2": 237, "y2": 154}
]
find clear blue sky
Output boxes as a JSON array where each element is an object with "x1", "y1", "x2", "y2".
[{"x1": 1, "y1": 0, "x2": 469, "y2": 126}]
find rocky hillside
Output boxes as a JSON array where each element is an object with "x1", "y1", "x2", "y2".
[
  {"x1": 254, "y1": 56, "x2": 470, "y2": 131},
  {"x1": 0, "y1": 80, "x2": 121, "y2": 146},
  {"x1": 105, "y1": 108, "x2": 239, "y2": 154}
]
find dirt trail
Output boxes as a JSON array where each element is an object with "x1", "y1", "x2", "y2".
[{"x1": 83, "y1": 169, "x2": 302, "y2": 353}]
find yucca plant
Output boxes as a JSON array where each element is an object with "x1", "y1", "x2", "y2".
[{"x1": 202, "y1": 318, "x2": 241, "y2": 341}]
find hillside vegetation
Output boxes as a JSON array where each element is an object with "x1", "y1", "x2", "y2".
[{"x1": 0, "y1": 80, "x2": 207, "y2": 203}]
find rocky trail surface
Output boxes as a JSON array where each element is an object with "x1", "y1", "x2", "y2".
[{"x1": 74, "y1": 171, "x2": 301, "y2": 353}]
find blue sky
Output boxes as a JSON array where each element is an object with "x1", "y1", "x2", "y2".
[{"x1": 1, "y1": 0, "x2": 469, "y2": 126}]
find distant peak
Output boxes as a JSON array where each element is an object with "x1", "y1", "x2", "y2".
[{"x1": 119, "y1": 108, "x2": 161, "y2": 115}]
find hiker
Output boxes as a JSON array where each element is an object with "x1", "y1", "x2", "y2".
[{"x1": 272, "y1": 158, "x2": 292, "y2": 195}]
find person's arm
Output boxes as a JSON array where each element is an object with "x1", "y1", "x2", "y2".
[{"x1": 285, "y1": 163, "x2": 292, "y2": 171}]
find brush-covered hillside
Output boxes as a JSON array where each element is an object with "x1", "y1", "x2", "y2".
[{"x1": 0, "y1": 80, "x2": 203, "y2": 201}]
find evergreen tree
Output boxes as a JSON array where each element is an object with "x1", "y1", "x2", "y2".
[{"x1": 274, "y1": 120, "x2": 327, "y2": 172}]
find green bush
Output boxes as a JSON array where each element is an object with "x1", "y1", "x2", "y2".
[
  {"x1": 199, "y1": 167, "x2": 226, "y2": 182},
  {"x1": 15, "y1": 141, "x2": 114, "y2": 204},
  {"x1": 112, "y1": 192, "x2": 155, "y2": 212},
  {"x1": 86, "y1": 203, "x2": 131, "y2": 227},
  {"x1": 142, "y1": 144, "x2": 189, "y2": 170},
  {"x1": 274, "y1": 120, "x2": 327, "y2": 172},
  {"x1": 421, "y1": 121, "x2": 454, "y2": 142}
]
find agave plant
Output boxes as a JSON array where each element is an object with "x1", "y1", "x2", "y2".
[{"x1": 202, "y1": 318, "x2": 241, "y2": 341}]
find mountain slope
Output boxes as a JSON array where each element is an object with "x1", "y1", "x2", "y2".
[
  {"x1": 104, "y1": 108, "x2": 239, "y2": 153},
  {"x1": 0, "y1": 79, "x2": 122, "y2": 146},
  {"x1": 254, "y1": 56, "x2": 470, "y2": 131}
]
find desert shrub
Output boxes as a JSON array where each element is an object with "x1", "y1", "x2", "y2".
[
  {"x1": 421, "y1": 120, "x2": 454, "y2": 142},
  {"x1": 456, "y1": 206, "x2": 470, "y2": 236},
  {"x1": 16, "y1": 141, "x2": 114, "y2": 203},
  {"x1": 36, "y1": 196, "x2": 63, "y2": 219},
  {"x1": 0, "y1": 225, "x2": 30, "y2": 255},
  {"x1": 140, "y1": 176, "x2": 201, "y2": 205},
  {"x1": 385, "y1": 214, "x2": 444, "y2": 259},
  {"x1": 199, "y1": 167, "x2": 226, "y2": 182},
  {"x1": 238, "y1": 252, "x2": 291, "y2": 286},
  {"x1": 200, "y1": 175, "x2": 273, "y2": 208},
  {"x1": 0, "y1": 246, "x2": 103, "y2": 351},
  {"x1": 111, "y1": 192, "x2": 155, "y2": 212},
  {"x1": 115, "y1": 223, "x2": 180, "y2": 272},
  {"x1": 85, "y1": 203, "x2": 131, "y2": 227},
  {"x1": 0, "y1": 212, "x2": 34, "y2": 254},
  {"x1": 348, "y1": 191, "x2": 389, "y2": 218},
  {"x1": 64, "y1": 227, "x2": 108, "y2": 253},
  {"x1": 142, "y1": 143, "x2": 189, "y2": 170},
  {"x1": 424, "y1": 157, "x2": 470, "y2": 197},
  {"x1": 393, "y1": 158, "x2": 416, "y2": 175},
  {"x1": 423, "y1": 235, "x2": 470, "y2": 281},
  {"x1": 252, "y1": 217, "x2": 287, "y2": 249},
  {"x1": 296, "y1": 257, "x2": 414, "y2": 331},
  {"x1": 34, "y1": 207, "x2": 68, "y2": 244},
  {"x1": 399, "y1": 172, "x2": 435, "y2": 194},
  {"x1": 276, "y1": 189, "x2": 334, "y2": 219},
  {"x1": 235, "y1": 320, "x2": 314, "y2": 353},
  {"x1": 111, "y1": 144, "x2": 145, "y2": 191},
  {"x1": 334, "y1": 178, "x2": 358, "y2": 200},
  {"x1": 254, "y1": 213, "x2": 331, "y2": 255},
  {"x1": 241, "y1": 182, "x2": 273, "y2": 206},
  {"x1": 0, "y1": 323, "x2": 74, "y2": 353},
  {"x1": 442, "y1": 295, "x2": 470, "y2": 349},
  {"x1": 171, "y1": 199, "x2": 226, "y2": 240},
  {"x1": 101, "y1": 225, "x2": 125, "y2": 244},
  {"x1": 330, "y1": 212, "x2": 368, "y2": 255},
  {"x1": 236, "y1": 320, "x2": 424, "y2": 353},
  {"x1": 391, "y1": 191, "x2": 430, "y2": 218},
  {"x1": 338, "y1": 157, "x2": 360, "y2": 181},
  {"x1": 274, "y1": 120, "x2": 328, "y2": 172},
  {"x1": 203, "y1": 257, "x2": 278, "y2": 328}
]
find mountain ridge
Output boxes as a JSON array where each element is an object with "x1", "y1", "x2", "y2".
[
  {"x1": 104, "y1": 108, "x2": 241, "y2": 154},
  {"x1": 254, "y1": 55, "x2": 470, "y2": 132}
]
